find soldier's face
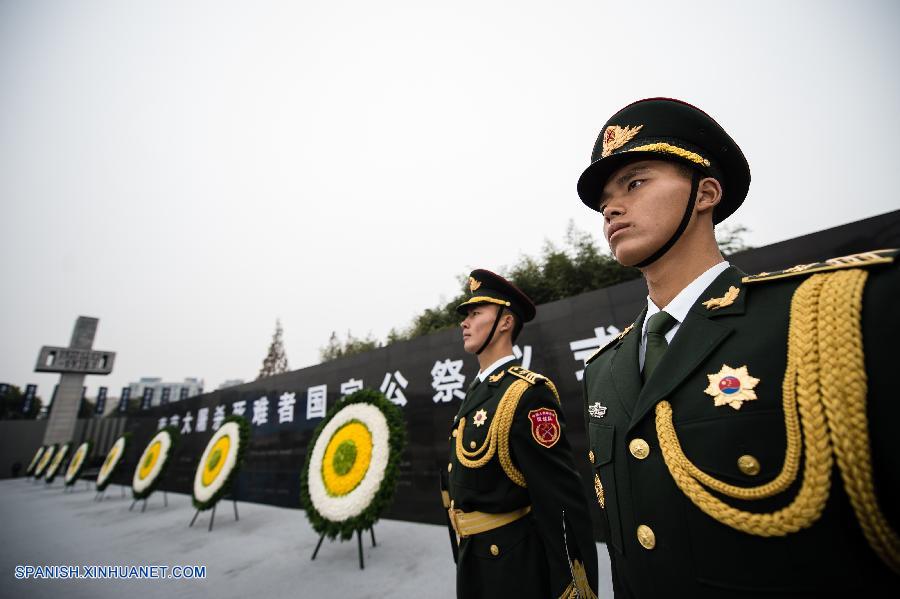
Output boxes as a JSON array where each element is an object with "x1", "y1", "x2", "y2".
[
  {"x1": 460, "y1": 305, "x2": 500, "y2": 354},
  {"x1": 597, "y1": 159, "x2": 692, "y2": 266}
]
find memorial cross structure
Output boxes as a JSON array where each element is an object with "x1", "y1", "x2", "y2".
[{"x1": 35, "y1": 316, "x2": 115, "y2": 444}]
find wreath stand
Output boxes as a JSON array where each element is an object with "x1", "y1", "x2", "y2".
[
  {"x1": 311, "y1": 526, "x2": 377, "y2": 570},
  {"x1": 188, "y1": 495, "x2": 239, "y2": 532},
  {"x1": 94, "y1": 484, "x2": 127, "y2": 502},
  {"x1": 129, "y1": 489, "x2": 169, "y2": 513},
  {"x1": 62, "y1": 479, "x2": 92, "y2": 493}
]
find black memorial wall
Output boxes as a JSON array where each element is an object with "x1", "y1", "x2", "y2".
[{"x1": 112, "y1": 210, "x2": 900, "y2": 539}]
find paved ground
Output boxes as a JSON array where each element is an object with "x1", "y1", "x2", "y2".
[{"x1": 0, "y1": 479, "x2": 613, "y2": 598}]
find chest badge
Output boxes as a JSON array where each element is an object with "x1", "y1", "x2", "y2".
[
  {"x1": 588, "y1": 402, "x2": 608, "y2": 419},
  {"x1": 472, "y1": 409, "x2": 489, "y2": 427},
  {"x1": 528, "y1": 408, "x2": 561, "y2": 448},
  {"x1": 704, "y1": 364, "x2": 760, "y2": 410}
]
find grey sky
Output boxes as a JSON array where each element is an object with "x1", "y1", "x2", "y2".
[{"x1": 1, "y1": 0, "x2": 898, "y2": 398}]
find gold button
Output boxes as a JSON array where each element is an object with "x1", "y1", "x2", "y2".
[
  {"x1": 490, "y1": 544, "x2": 500, "y2": 556},
  {"x1": 737, "y1": 455, "x2": 761, "y2": 476},
  {"x1": 452, "y1": 429, "x2": 458, "y2": 438},
  {"x1": 588, "y1": 450, "x2": 595, "y2": 464},
  {"x1": 447, "y1": 463, "x2": 453, "y2": 472},
  {"x1": 629, "y1": 438, "x2": 650, "y2": 460},
  {"x1": 636, "y1": 524, "x2": 656, "y2": 550},
  {"x1": 469, "y1": 441, "x2": 477, "y2": 449}
]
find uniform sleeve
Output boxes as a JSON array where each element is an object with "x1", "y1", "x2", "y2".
[{"x1": 511, "y1": 382, "x2": 599, "y2": 599}]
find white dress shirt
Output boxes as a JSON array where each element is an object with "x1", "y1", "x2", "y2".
[
  {"x1": 639, "y1": 261, "x2": 731, "y2": 371},
  {"x1": 477, "y1": 354, "x2": 517, "y2": 383}
]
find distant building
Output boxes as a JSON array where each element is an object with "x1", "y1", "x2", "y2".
[
  {"x1": 127, "y1": 377, "x2": 204, "y2": 407},
  {"x1": 216, "y1": 379, "x2": 245, "y2": 390}
]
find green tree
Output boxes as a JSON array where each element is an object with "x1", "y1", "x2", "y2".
[
  {"x1": 258, "y1": 319, "x2": 290, "y2": 379},
  {"x1": 716, "y1": 223, "x2": 754, "y2": 256},
  {"x1": 0, "y1": 385, "x2": 43, "y2": 420},
  {"x1": 319, "y1": 330, "x2": 382, "y2": 362}
]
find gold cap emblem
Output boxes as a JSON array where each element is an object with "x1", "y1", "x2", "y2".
[
  {"x1": 602, "y1": 124, "x2": 643, "y2": 158},
  {"x1": 468, "y1": 277, "x2": 481, "y2": 293}
]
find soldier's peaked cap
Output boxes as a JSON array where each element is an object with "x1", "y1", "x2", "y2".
[
  {"x1": 455, "y1": 269, "x2": 536, "y2": 322},
  {"x1": 577, "y1": 98, "x2": 751, "y2": 224}
]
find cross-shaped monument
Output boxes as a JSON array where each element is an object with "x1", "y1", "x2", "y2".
[{"x1": 35, "y1": 316, "x2": 116, "y2": 444}]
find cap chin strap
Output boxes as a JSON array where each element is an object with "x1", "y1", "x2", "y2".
[
  {"x1": 475, "y1": 306, "x2": 504, "y2": 355},
  {"x1": 632, "y1": 170, "x2": 701, "y2": 269}
]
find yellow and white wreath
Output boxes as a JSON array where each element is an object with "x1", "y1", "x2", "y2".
[
  {"x1": 64, "y1": 441, "x2": 93, "y2": 486},
  {"x1": 132, "y1": 428, "x2": 178, "y2": 500},
  {"x1": 26, "y1": 445, "x2": 46, "y2": 477},
  {"x1": 33, "y1": 444, "x2": 56, "y2": 479},
  {"x1": 300, "y1": 389, "x2": 406, "y2": 540},
  {"x1": 44, "y1": 442, "x2": 71, "y2": 484},
  {"x1": 192, "y1": 416, "x2": 249, "y2": 511},
  {"x1": 96, "y1": 435, "x2": 129, "y2": 492}
]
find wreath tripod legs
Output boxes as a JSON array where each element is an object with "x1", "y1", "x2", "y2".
[{"x1": 311, "y1": 532, "x2": 326, "y2": 560}]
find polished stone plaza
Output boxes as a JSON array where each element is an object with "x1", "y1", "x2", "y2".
[{"x1": 0, "y1": 479, "x2": 613, "y2": 598}]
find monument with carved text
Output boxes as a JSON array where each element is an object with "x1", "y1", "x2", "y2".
[{"x1": 35, "y1": 316, "x2": 115, "y2": 444}]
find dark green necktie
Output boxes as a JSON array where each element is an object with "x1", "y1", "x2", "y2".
[
  {"x1": 467, "y1": 376, "x2": 481, "y2": 393},
  {"x1": 642, "y1": 311, "x2": 677, "y2": 383}
]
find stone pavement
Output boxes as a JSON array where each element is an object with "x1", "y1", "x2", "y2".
[{"x1": 0, "y1": 479, "x2": 613, "y2": 598}]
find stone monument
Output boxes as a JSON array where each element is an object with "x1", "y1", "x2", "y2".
[{"x1": 35, "y1": 316, "x2": 116, "y2": 444}]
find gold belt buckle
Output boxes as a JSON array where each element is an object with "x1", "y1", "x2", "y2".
[{"x1": 448, "y1": 500, "x2": 464, "y2": 539}]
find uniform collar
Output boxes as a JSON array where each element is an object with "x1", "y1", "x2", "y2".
[
  {"x1": 477, "y1": 354, "x2": 516, "y2": 383},
  {"x1": 642, "y1": 260, "x2": 730, "y2": 339}
]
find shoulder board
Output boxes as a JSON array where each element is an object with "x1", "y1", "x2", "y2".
[
  {"x1": 507, "y1": 366, "x2": 547, "y2": 386},
  {"x1": 742, "y1": 249, "x2": 898, "y2": 284},
  {"x1": 585, "y1": 323, "x2": 635, "y2": 365}
]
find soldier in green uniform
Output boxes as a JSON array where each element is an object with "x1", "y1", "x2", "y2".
[
  {"x1": 444, "y1": 268, "x2": 599, "y2": 599},
  {"x1": 576, "y1": 97, "x2": 899, "y2": 596}
]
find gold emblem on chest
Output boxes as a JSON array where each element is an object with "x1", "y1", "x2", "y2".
[{"x1": 704, "y1": 364, "x2": 760, "y2": 410}]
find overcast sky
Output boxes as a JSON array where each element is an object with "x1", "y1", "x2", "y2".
[{"x1": 1, "y1": 0, "x2": 898, "y2": 399}]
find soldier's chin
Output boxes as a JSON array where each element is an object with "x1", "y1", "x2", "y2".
[
  {"x1": 462, "y1": 337, "x2": 480, "y2": 354},
  {"x1": 611, "y1": 241, "x2": 647, "y2": 269}
]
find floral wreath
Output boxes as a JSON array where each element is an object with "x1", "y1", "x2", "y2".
[
  {"x1": 44, "y1": 442, "x2": 71, "y2": 484},
  {"x1": 132, "y1": 427, "x2": 179, "y2": 500},
  {"x1": 25, "y1": 445, "x2": 46, "y2": 477},
  {"x1": 64, "y1": 441, "x2": 94, "y2": 486},
  {"x1": 299, "y1": 388, "x2": 407, "y2": 540},
  {"x1": 192, "y1": 415, "x2": 249, "y2": 512},
  {"x1": 33, "y1": 444, "x2": 57, "y2": 480},
  {"x1": 96, "y1": 434, "x2": 131, "y2": 492}
]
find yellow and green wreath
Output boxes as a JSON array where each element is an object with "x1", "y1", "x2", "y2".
[
  {"x1": 132, "y1": 427, "x2": 179, "y2": 500},
  {"x1": 96, "y1": 434, "x2": 131, "y2": 492},
  {"x1": 192, "y1": 415, "x2": 249, "y2": 511},
  {"x1": 299, "y1": 389, "x2": 406, "y2": 540},
  {"x1": 64, "y1": 441, "x2": 93, "y2": 486},
  {"x1": 33, "y1": 444, "x2": 56, "y2": 480},
  {"x1": 25, "y1": 445, "x2": 46, "y2": 477},
  {"x1": 44, "y1": 442, "x2": 71, "y2": 484}
]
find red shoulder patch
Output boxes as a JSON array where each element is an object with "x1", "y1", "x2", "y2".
[{"x1": 528, "y1": 408, "x2": 560, "y2": 448}]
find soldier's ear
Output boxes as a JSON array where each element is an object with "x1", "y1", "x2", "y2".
[
  {"x1": 500, "y1": 312, "x2": 515, "y2": 332},
  {"x1": 695, "y1": 176, "x2": 723, "y2": 215}
]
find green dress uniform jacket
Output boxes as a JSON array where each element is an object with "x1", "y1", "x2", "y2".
[
  {"x1": 583, "y1": 255, "x2": 900, "y2": 597},
  {"x1": 448, "y1": 364, "x2": 599, "y2": 599}
]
